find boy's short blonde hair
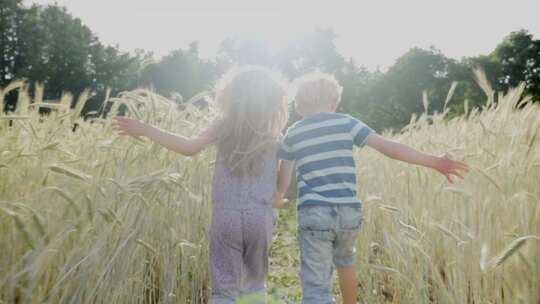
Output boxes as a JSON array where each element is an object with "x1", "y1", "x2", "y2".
[{"x1": 292, "y1": 71, "x2": 343, "y2": 111}]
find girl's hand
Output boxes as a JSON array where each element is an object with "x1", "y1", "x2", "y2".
[
  {"x1": 111, "y1": 118, "x2": 216, "y2": 156},
  {"x1": 434, "y1": 154, "x2": 469, "y2": 184},
  {"x1": 112, "y1": 117, "x2": 148, "y2": 137},
  {"x1": 272, "y1": 192, "x2": 290, "y2": 209}
]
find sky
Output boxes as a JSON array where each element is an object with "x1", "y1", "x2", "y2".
[{"x1": 27, "y1": 0, "x2": 540, "y2": 70}]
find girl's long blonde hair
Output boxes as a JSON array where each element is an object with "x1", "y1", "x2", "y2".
[{"x1": 214, "y1": 66, "x2": 289, "y2": 176}]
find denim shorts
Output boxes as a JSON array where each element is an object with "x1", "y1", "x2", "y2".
[{"x1": 297, "y1": 205, "x2": 362, "y2": 304}]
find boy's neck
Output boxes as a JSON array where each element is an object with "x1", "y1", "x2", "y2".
[{"x1": 301, "y1": 105, "x2": 336, "y2": 118}]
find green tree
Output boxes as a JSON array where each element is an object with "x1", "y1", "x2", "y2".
[
  {"x1": 0, "y1": 0, "x2": 23, "y2": 85},
  {"x1": 140, "y1": 42, "x2": 217, "y2": 100},
  {"x1": 492, "y1": 30, "x2": 540, "y2": 100},
  {"x1": 366, "y1": 47, "x2": 457, "y2": 130},
  {"x1": 335, "y1": 59, "x2": 373, "y2": 122},
  {"x1": 1, "y1": 1, "x2": 147, "y2": 113},
  {"x1": 91, "y1": 45, "x2": 150, "y2": 92},
  {"x1": 278, "y1": 28, "x2": 346, "y2": 77},
  {"x1": 217, "y1": 37, "x2": 274, "y2": 67},
  {"x1": 34, "y1": 5, "x2": 96, "y2": 97},
  {"x1": 12, "y1": 4, "x2": 48, "y2": 84},
  {"x1": 451, "y1": 55, "x2": 501, "y2": 111}
]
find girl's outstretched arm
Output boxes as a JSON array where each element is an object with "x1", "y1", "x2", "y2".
[
  {"x1": 273, "y1": 160, "x2": 294, "y2": 208},
  {"x1": 112, "y1": 117, "x2": 218, "y2": 156},
  {"x1": 365, "y1": 133, "x2": 469, "y2": 183}
]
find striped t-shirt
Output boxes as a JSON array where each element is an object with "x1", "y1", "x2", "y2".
[{"x1": 278, "y1": 112, "x2": 373, "y2": 209}]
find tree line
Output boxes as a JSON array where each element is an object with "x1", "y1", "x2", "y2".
[{"x1": 1, "y1": 0, "x2": 539, "y2": 131}]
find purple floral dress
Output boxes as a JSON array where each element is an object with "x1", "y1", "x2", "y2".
[{"x1": 208, "y1": 147, "x2": 277, "y2": 304}]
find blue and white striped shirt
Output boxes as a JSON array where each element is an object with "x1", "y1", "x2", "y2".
[{"x1": 278, "y1": 112, "x2": 373, "y2": 209}]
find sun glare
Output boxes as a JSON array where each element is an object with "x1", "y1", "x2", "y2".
[{"x1": 24, "y1": 0, "x2": 540, "y2": 69}]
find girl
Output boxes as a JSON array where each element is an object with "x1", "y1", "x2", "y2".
[{"x1": 112, "y1": 66, "x2": 289, "y2": 303}]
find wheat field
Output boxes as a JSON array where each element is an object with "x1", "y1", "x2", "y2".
[{"x1": 0, "y1": 76, "x2": 539, "y2": 303}]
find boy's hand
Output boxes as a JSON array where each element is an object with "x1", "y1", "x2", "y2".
[
  {"x1": 366, "y1": 135, "x2": 470, "y2": 184},
  {"x1": 112, "y1": 117, "x2": 148, "y2": 137},
  {"x1": 433, "y1": 154, "x2": 469, "y2": 184}
]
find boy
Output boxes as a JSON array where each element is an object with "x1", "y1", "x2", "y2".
[{"x1": 273, "y1": 72, "x2": 469, "y2": 304}]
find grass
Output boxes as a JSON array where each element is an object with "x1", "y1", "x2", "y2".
[{"x1": 1, "y1": 75, "x2": 539, "y2": 303}]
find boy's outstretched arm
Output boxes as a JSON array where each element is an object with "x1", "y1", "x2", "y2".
[
  {"x1": 273, "y1": 160, "x2": 294, "y2": 208},
  {"x1": 365, "y1": 133, "x2": 469, "y2": 183},
  {"x1": 112, "y1": 117, "x2": 217, "y2": 156}
]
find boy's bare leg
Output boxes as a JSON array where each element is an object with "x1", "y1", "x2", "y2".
[{"x1": 337, "y1": 266, "x2": 358, "y2": 304}]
